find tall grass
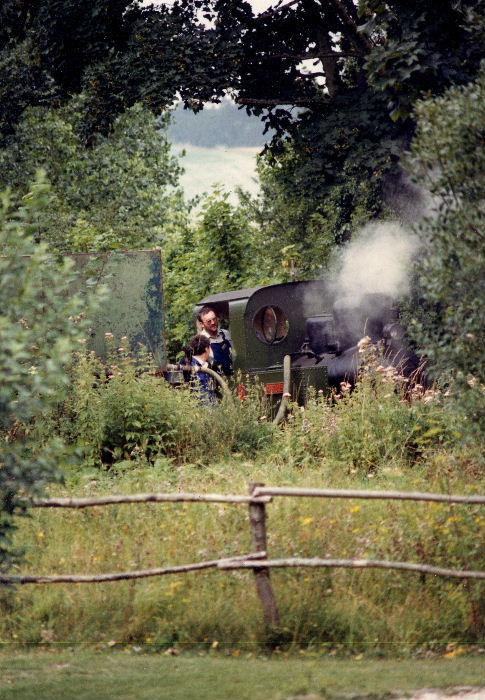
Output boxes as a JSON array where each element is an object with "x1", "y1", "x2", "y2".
[{"x1": 2, "y1": 344, "x2": 484, "y2": 653}]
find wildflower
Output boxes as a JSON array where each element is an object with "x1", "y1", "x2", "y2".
[
  {"x1": 467, "y1": 375, "x2": 478, "y2": 389},
  {"x1": 422, "y1": 390, "x2": 439, "y2": 404},
  {"x1": 357, "y1": 336, "x2": 372, "y2": 352},
  {"x1": 340, "y1": 381, "x2": 352, "y2": 394},
  {"x1": 300, "y1": 516, "x2": 314, "y2": 526},
  {"x1": 104, "y1": 332, "x2": 114, "y2": 340},
  {"x1": 28, "y1": 365, "x2": 37, "y2": 375}
]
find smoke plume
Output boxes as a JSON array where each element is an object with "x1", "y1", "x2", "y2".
[{"x1": 329, "y1": 221, "x2": 419, "y2": 307}]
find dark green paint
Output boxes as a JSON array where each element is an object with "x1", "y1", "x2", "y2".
[
  {"x1": 70, "y1": 249, "x2": 165, "y2": 364},
  {"x1": 196, "y1": 281, "x2": 330, "y2": 398}
]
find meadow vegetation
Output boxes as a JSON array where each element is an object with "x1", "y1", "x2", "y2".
[{"x1": 1, "y1": 340, "x2": 484, "y2": 654}]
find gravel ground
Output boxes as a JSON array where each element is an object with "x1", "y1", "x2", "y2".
[
  {"x1": 290, "y1": 689, "x2": 485, "y2": 700},
  {"x1": 397, "y1": 690, "x2": 484, "y2": 700}
]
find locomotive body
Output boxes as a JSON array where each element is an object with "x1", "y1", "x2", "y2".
[{"x1": 196, "y1": 280, "x2": 419, "y2": 401}]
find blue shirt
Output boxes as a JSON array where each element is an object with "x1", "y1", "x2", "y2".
[{"x1": 190, "y1": 357, "x2": 218, "y2": 404}]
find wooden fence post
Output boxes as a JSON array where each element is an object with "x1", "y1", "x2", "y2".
[{"x1": 248, "y1": 482, "x2": 280, "y2": 626}]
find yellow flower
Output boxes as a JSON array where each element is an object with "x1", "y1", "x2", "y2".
[
  {"x1": 444, "y1": 646, "x2": 467, "y2": 659},
  {"x1": 300, "y1": 516, "x2": 314, "y2": 526}
]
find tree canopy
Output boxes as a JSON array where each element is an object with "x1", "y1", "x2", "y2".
[
  {"x1": 1, "y1": 1, "x2": 483, "y2": 146},
  {"x1": 0, "y1": 101, "x2": 187, "y2": 252},
  {"x1": 407, "y1": 65, "x2": 485, "y2": 433},
  {"x1": 3, "y1": 0, "x2": 481, "y2": 277}
]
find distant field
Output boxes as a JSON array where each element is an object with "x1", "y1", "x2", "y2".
[{"x1": 174, "y1": 143, "x2": 260, "y2": 201}]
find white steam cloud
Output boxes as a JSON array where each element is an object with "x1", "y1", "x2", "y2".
[{"x1": 330, "y1": 222, "x2": 419, "y2": 307}]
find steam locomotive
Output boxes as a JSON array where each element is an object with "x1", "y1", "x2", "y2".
[
  {"x1": 71, "y1": 250, "x2": 418, "y2": 402},
  {"x1": 195, "y1": 280, "x2": 420, "y2": 402}
]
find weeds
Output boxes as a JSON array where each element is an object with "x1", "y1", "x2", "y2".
[
  {"x1": 278, "y1": 338, "x2": 465, "y2": 476},
  {"x1": 35, "y1": 347, "x2": 275, "y2": 467},
  {"x1": 3, "y1": 340, "x2": 484, "y2": 653}
]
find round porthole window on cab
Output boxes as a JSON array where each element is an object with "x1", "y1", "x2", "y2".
[{"x1": 253, "y1": 305, "x2": 289, "y2": 344}]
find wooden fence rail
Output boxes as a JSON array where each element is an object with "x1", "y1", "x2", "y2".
[
  {"x1": 32, "y1": 492, "x2": 271, "y2": 508},
  {"x1": 32, "y1": 487, "x2": 485, "y2": 508},
  {"x1": 219, "y1": 557, "x2": 485, "y2": 580},
  {"x1": 0, "y1": 552, "x2": 265, "y2": 586},
  {"x1": 3, "y1": 483, "x2": 485, "y2": 629},
  {"x1": 252, "y1": 486, "x2": 485, "y2": 505}
]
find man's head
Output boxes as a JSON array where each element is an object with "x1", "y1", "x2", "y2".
[{"x1": 198, "y1": 306, "x2": 219, "y2": 338}]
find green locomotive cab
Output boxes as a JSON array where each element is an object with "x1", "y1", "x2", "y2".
[
  {"x1": 197, "y1": 280, "x2": 333, "y2": 402},
  {"x1": 196, "y1": 280, "x2": 421, "y2": 404}
]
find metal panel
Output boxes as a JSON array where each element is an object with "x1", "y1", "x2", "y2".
[
  {"x1": 242, "y1": 280, "x2": 329, "y2": 371},
  {"x1": 246, "y1": 365, "x2": 328, "y2": 402},
  {"x1": 70, "y1": 249, "x2": 165, "y2": 364}
]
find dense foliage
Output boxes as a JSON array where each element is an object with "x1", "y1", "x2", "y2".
[
  {"x1": 0, "y1": 102, "x2": 187, "y2": 253},
  {"x1": 1, "y1": 1, "x2": 483, "y2": 276},
  {"x1": 2, "y1": 2, "x2": 482, "y2": 145},
  {"x1": 0, "y1": 175, "x2": 96, "y2": 569},
  {"x1": 164, "y1": 189, "x2": 260, "y2": 354},
  {"x1": 228, "y1": 1, "x2": 484, "y2": 264},
  {"x1": 1, "y1": 2, "x2": 484, "y2": 599},
  {"x1": 0, "y1": 0, "x2": 236, "y2": 146},
  {"x1": 407, "y1": 66, "x2": 485, "y2": 433}
]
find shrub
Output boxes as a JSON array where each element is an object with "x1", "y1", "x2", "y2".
[
  {"x1": 58, "y1": 351, "x2": 276, "y2": 467},
  {"x1": 407, "y1": 65, "x2": 485, "y2": 437},
  {"x1": 0, "y1": 174, "x2": 95, "y2": 569},
  {"x1": 278, "y1": 340, "x2": 454, "y2": 475}
]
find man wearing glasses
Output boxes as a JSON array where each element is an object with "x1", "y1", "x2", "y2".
[{"x1": 197, "y1": 306, "x2": 233, "y2": 377}]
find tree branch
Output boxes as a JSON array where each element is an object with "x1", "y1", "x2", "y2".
[
  {"x1": 262, "y1": 51, "x2": 358, "y2": 61},
  {"x1": 255, "y1": 0, "x2": 301, "y2": 21},
  {"x1": 237, "y1": 97, "x2": 318, "y2": 107},
  {"x1": 326, "y1": 0, "x2": 374, "y2": 51}
]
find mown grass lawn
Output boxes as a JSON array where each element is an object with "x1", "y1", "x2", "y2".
[{"x1": 1, "y1": 649, "x2": 484, "y2": 700}]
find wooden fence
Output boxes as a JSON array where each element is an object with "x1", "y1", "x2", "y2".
[{"x1": 2, "y1": 482, "x2": 485, "y2": 627}]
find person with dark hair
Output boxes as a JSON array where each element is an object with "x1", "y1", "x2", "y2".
[
  {"x1": 197, "y1": 306, "x2": 233, "y2": 377},
  {"x1": 185, "y1": 334, "x2": 217, "y2": 404}
]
